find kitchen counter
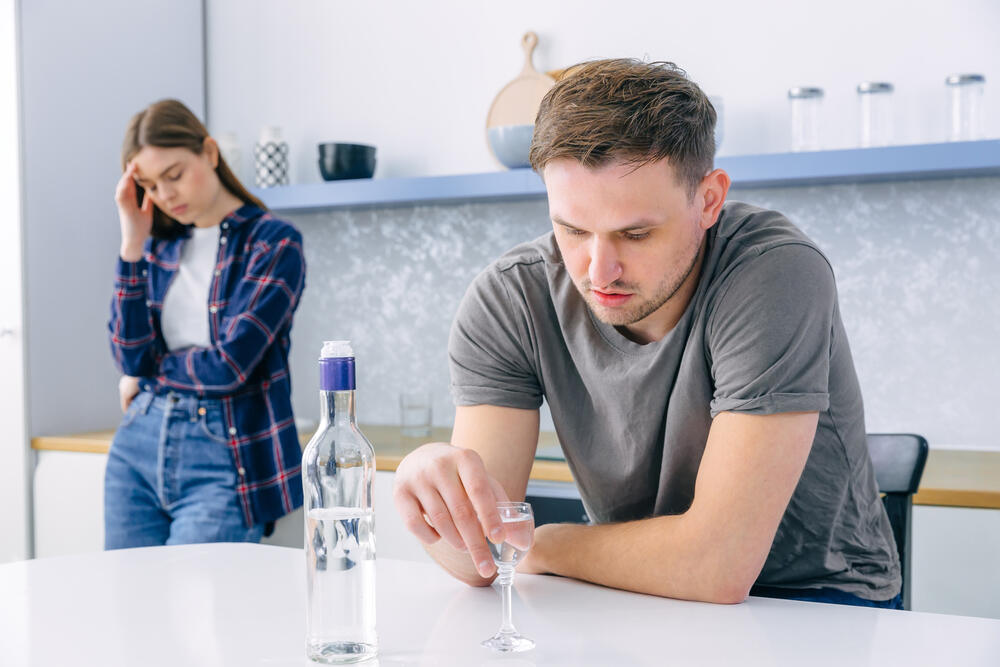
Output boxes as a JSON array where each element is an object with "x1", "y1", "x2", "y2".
[{"x1": 31, "y1": 427, "x2": 1000, "y2": 509}]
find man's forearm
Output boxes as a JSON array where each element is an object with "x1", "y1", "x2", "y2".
[{"x1": 528, "y1": 515, "x2": 755, "y2": 604}]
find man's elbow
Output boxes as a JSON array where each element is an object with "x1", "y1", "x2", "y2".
[
  {"x1": 702, "y1": 578, "x2": 752, "y2": 605},
  {"x1": 686, "y1": 562, "x2": 755, "y2": 604},
  {"x1": 691, "y1": 537, "x2": 763, "y2": 604}
]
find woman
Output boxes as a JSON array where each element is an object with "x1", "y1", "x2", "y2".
[{"x1": 106, "y1": 99, "x2": 306, "y2": 548}]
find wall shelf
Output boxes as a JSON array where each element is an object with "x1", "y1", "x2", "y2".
[{"x1": 252, "y1": 139, "x2": 1000, "y2": 213}]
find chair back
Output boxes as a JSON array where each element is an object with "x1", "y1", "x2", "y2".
[{"x1": 866, "y1": 433, "x2": 929, "y2": 610}]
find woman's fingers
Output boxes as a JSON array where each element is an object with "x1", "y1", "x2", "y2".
[{"x1": 115, "y1": 162, "x2": 140, "y2": 209}]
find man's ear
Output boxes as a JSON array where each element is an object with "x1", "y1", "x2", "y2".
[{"x1": 699, "y1": 169, "x2": 731, "y2": 230}]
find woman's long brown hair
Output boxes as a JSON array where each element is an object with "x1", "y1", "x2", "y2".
[{"x1": 121, "y1": 99, "x2": 265, "y2": 240}]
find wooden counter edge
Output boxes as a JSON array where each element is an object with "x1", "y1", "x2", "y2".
[{"x1": 31, "y1": 433, "x2": 999, "y2": 509}]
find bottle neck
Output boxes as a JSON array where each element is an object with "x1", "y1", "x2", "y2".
[{"x1": 319, "y1": 390, "x2": 356, "y2": 427}]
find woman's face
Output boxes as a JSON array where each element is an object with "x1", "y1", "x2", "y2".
[{"x1": 130, "y1": 144, "x2": 221, "y2": 225}]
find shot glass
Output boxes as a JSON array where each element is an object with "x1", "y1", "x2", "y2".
[{"x1": 399, "y1": 391, "x2": 432, "y2": 438}]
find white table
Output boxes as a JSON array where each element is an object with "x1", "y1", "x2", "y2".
[{"x1": 1, "y1": 543, "x2": 998, "y2": 666}]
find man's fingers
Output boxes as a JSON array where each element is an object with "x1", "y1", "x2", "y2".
[
  {"x1": 456, "y1": 451, "x2": 506, "y2": 545},
  {"x1": 394, "y1": 492, "x2": 441, "y2": 546},
  {"x1": 415, "y1": 488, "x2": 465, "y2": 552},
  {"x1": 392, "y1": 443, "x2": 510, "y2": 579},
  {"x1": 488, "y1": 476, "x2": 511, "y2": 503},
  {"x1": 439, "y1": 483, "x2": 496, "y2": 578}
]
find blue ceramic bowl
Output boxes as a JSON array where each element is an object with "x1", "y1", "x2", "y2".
[{"x1": 488, "y1": 124, "x2": 534, "y2": 169}]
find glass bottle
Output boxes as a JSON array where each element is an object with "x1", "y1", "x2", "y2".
[
  {"x1": 946, "y1": 74, "x2": 986, "y2": 142},
  {"x1": 303, "y1": 340, "x2": 377, "y2": 664},
  {"x1": 857, "y1": 81, "x2": 894, "y2": 147},
  {"x1": 788, "y1": 86, "x2": 824, "y2": 152}
]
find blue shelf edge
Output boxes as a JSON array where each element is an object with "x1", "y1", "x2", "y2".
[
  {"x1": 253, "y1": 140, "x2": 1000, "y2": 212},
  {"x1": 722, "y1": 140, "x2": 1000, "y2": 189},
  {"x1": 253, "y1": 169, "x2": 545, "y2": 213}
]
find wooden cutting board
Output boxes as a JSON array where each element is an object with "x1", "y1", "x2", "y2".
[{"x1": 486, "y1": 31, "x2": 555, "y2": 129}]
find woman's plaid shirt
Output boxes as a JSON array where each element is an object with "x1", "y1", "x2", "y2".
[{"x1": 108, "y1": 204, "x2": 306, "y2": 527}]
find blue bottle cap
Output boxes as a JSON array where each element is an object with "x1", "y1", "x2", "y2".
[{"x1": 320, "y1": 356, "x2": 355, "y2": 391}]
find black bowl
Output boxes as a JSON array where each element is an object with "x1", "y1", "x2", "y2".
[{"x1": 318, "y1": 142, "x2": 376, "y2": 180}]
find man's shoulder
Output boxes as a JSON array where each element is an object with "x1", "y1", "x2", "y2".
[
  {"x1": 491, "y1": 232, "x2": 557, "y2": 274},
  {"x1": 717, "y1": 201, "x2": 820, "y2": 256},
  {"x1": 704, "y1": 202, "x2": 837, "y2": 314},
  {"x1": 468, "y1": 232, "x2": 557, "y2": 296}
]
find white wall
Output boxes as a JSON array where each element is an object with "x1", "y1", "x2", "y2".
[
  {"x1": 0, "y1": 0, "x2": 29, "y2": 563},
  {"x1": 20, "y1": 0, "x2": 205, "y2": 437},
  {"x1": 206, "y1": 0, "x2": 999, "y2": 184}
]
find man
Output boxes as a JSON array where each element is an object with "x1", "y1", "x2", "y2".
[{"x1": 393, "y1": 59, "x2": 901, "y2": 608}]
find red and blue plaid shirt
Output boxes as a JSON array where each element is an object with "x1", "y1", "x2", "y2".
[{"x1": 109, "y1": 204, "x2": 306, "y2": 527}]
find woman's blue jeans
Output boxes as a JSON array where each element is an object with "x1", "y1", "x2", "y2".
[{"x1": 104, "y1": 391, "x2": 264, "y2": 549}]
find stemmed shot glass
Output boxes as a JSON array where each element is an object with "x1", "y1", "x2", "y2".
[{"x1": 481, "y1": 501, "x2": 535, "y2": 653}]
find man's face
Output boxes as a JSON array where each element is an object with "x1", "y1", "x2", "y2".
[{"x1": 544, "y1": 158, "x2": 710, "y2": 340}]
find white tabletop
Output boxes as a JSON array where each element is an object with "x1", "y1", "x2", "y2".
[{"x1": 1, "y1": 543, "x2": 998, "y2": 666}]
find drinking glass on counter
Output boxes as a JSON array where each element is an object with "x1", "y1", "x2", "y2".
[
  {"x1": 399, "y1": 390, "x2": 432, "y2": 438},
  {"x1": 481, "y1": 502, "x2": 536, "y2": 653}
]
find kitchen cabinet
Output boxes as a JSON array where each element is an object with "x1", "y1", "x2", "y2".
[
  {"x1": 911, "y1": 505, "x2": 1000, "y2": 619},
  {"x1": 32, "y1": 451, "x2": 430, "y2": 563},
  {"x1": 32, "y1": 450, "x2": 306, "y2": 556}
]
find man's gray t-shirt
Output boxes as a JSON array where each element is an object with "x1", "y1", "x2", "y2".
[{"x1": 449, "y1": 201, "x2": 900, "y2": 600}]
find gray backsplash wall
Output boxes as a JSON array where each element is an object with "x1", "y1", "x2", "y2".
[{"x1": 284, "y1": 177, "x2": 1000, "y2": 450}]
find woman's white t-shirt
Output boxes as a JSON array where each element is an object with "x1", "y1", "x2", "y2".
[{"x1": 161, "y1": 225, "x2": 219, "y2": 351}]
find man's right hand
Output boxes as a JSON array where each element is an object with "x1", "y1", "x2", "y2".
[
  {"x1": 392, "y1": 442, "x2": 510, "y2": 580},
  {"x1": 115, "y1": 161, "x2": 153, "y2": 262}
]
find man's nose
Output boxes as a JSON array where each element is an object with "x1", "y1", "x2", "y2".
[{"x1": 588, "y1": 239, "x2": 623, "y2": 288}]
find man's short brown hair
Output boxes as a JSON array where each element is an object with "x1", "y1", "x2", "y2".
[{"x1": 529, "y1": 59, "x2": 716, "y2": 197}]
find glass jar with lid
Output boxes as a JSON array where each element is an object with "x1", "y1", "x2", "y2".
[
  {"x1": 857, "y1": 82, "x2": 894, "y2": 147},
  {"x1": 788, "y1": 87, "x2": 824, "y2": 152},
  {"x1": 946, "y1": 74, "x2": 985, "y2": 141}
]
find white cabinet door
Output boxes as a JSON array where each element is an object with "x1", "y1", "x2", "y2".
[
  {"x1": 33, "y1": 451, "x2": 107, "y2": 558},
  {"x1": 911, "y1": 505, "x2": 1000, "y2": 619}
]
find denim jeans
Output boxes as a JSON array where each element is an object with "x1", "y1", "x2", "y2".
[
  {"x1": 104, "y1": 391, "x2": 264, "y2": 549},
  {"x1": 751, "y1": 584, "x2": 904, "y2": 609}
]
